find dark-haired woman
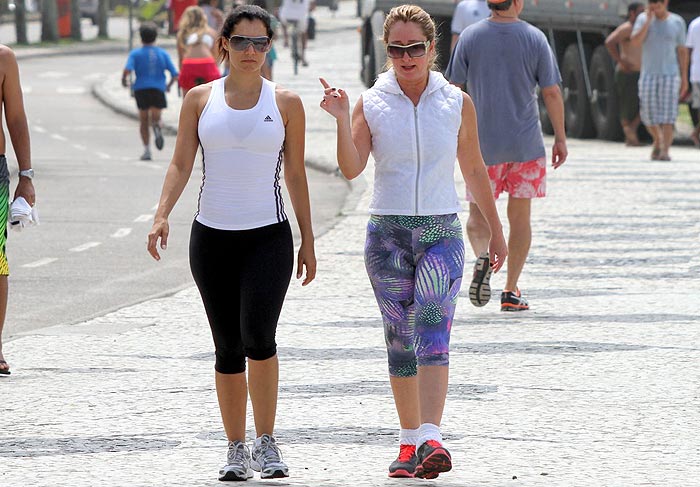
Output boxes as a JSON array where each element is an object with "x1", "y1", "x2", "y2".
[{"x1": 147, "y1": 5, "x2": 316, "y2": 481}]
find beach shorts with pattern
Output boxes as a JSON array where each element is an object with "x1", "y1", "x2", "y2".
[
  {"x1": 638, "y1": 74, "x2": 680, "y2": 126},
  {"x1": 465, "y1": 157, "x2": 546, "y2": 202},
  {"x1": 0, "y1": 155, "x2": 9, "y2": 276}
]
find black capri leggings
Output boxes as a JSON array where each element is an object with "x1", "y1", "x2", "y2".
[{"x1": 189, "y1": 219, "x2": 294, "y2": 374}]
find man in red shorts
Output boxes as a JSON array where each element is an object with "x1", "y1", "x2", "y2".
[{"x1": 446, "y1": 0, "x2": 567, "y2": 311}]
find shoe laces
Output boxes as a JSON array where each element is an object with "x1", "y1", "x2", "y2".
[
  {"x1": 425, "y1": 440, "x2": 442, "y2": 448},
  {"x1": 227, "y1": 441, "x2": 250, "y2": 465},
  {"x1": 397, "y1": 444, "x2": 416, "y2": 462},
  {"x1": 256, "y1": 435, "x2": 283, "y2": 464}
]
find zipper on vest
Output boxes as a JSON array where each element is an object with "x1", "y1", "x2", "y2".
[{"x1": 413, "y1": 105, "x2": 420, "y2": 214}]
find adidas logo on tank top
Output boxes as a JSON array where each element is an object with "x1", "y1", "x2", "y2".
[{"x1": 264, "y1": 115, "x2": 273, "y2": 122}]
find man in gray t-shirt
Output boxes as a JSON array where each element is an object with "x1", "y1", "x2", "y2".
[
  {"x1": 631, "y1": 0, "x2": 688, "y2": 161},
  {"x1": 446, "y1": 0, "x2": 567, "y2": 312}
]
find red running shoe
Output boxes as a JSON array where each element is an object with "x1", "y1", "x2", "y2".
[
  {"x1": 415, "y1": 440, "x2": 452, "y2": 479},
  {"x1": 388, "y1": 444, "x2": 417, "y2": 478}
]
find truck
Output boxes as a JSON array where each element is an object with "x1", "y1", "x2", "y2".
[{"x1": 358, "y1": 0, "x2": 700, "y2": 140}]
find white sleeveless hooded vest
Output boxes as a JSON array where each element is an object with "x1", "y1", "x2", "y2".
[{"x1": 362, "y1": 68, "x2": 463, "y2": 216}]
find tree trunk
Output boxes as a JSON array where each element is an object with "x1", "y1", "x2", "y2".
[
  {"x1": 41, "y1": 0, "x2": 60, "y2": 42},
  {"x1": 70, "y1": 0, "x2": 82, "y2": 40},
  {"x1": 14, "y1": 0, "x2": 28, "y2": 45},
  {"x1": 97, "y1": 0, "x2": 109, "y2": 38}
]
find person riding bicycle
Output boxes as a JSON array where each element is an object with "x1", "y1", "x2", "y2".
[{"x1": 278, "y1": 0, "x2": 310, "y2": 66}]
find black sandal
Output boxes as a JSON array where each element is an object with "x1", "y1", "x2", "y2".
[{"x1": 0, "y1": 359, "x2": 10, "y2": 375}]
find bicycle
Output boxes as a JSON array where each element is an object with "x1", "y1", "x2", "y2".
[{"x1": 288, "y1": 19, "x2": 301, "y2": 75}]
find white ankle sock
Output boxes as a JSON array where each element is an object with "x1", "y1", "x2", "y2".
[
  {"x1": 399, "y1": 428, "x2": 419, "y2": 446},
  {"x1": 417, "y1": 423, "x2": 442, "y2": 446}
]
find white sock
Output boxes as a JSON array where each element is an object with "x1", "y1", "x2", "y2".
[
  {"x1": 399, "y1": 428, "x2": 419, "y2": 446},
  {"x1": 418, "y1": 423, "x2": 442, "y2": 446},
  {"x1": 144, "y1": 145, "x2": 150, "y2": 152}
]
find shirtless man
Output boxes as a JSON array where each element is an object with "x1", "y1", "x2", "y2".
[
  {"x1": 606, "y1": 3, "x2": 645, "y2": 146},
  {"x1": 0, "y1": 44, "x2": 35, "y2": 376}
]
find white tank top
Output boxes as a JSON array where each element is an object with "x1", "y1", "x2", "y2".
[{"x1": 196, "y1": 77, "x2": 287, "y2": 230}]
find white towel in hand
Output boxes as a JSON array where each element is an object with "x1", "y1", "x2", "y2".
[{"x1": 9, "y1": 196, "x2": 39, "y2": 231}]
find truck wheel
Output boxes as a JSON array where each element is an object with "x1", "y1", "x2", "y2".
[
  {"x1": 360, "y1": 21, "x2": 376, "y2": 87},
  {"x1": 562, "y1": 43, "x2": 595, "y2": 138},
  {"x1": 538, "y1": 87, "x2": 554, "y2": 135},
  {"x1": 589, "y1": 46, "x2": 623, "y2": 141}
]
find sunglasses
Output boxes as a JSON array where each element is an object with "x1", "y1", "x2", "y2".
[
  {"x1": 648, "y1": 0, "x2": 662, "y2": 3},
  {"x1": 228, "y1": 35, "x2": 271, "y2": 52},
  {"x1": 386, "y1": 41, "x2": 431, "y2": 59}
]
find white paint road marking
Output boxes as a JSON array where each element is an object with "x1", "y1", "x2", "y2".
[
  {"x1": 56, "y1": 86, "x2": 87, "y2": 95},
  {"x1": 50, "y1": 134, "x2": 68, "y2": 141},
  {"x1": 22, "y1": 258, "x2": 58, "y2": 268},
  {"x1": 111, "y1": 228, "x2": 132, "y2": 238},
  {"x1": 96, "y1": 152, "x2": 111, "y2": 159},
  {"x1": 72, "y1": 144, "x2": 87, "y2": 151},
  {"x1": 33, "y1": 126, "x2": 47, "y2": 134},
  {"x1": 69, "y1": 242, "x2": 102, "y2": 252},
  {"x1": 134, "y1": 214, "x2": 153, "y2": 223}
]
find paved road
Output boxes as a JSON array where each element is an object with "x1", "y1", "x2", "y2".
[
  {"x1": 2, "y1": 2, "x2": 700, "y2": 486},
  {"x1": 3, "y1": 11, "x2": 356, "y2": 338}
]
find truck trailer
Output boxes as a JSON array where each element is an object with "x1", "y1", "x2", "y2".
[{"x1": 358, "y1": 0, "x2": 700, "y2": 140}]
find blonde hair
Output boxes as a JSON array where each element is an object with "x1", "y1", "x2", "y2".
[
  {"x1": 382, "y1": 5, "x2": 438, "y2": 70},
  {"x1": 177, "y1": 6, "x2": 210, "y2": 46}
]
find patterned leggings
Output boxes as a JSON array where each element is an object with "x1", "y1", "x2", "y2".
[{"x1": 364, "y1": 214, "x2": 464, "y2": 377}]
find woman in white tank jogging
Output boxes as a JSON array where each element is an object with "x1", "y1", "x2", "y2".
[
  {"x1": 148, "y1": 5, "x2": 316, "y2": 481},
  {"x1": 320, "y1": 4, "x2": 507, "y2": 480}
]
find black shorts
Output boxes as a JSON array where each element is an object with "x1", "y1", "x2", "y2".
[
  {"x1": 189, "y1": 219, "x2": 294, "y2": 374},
  {"x1": 134, "y1": 88, "x2": 167, "y2": 110}
]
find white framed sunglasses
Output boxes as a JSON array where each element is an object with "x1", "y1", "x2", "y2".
[{"x1": 386, "y1": 40, "x2": 431, "y2": 59}]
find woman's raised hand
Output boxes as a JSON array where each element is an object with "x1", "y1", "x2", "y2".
[{"x1": 319, "y1": 77, "x2": 349, "y2": 119}]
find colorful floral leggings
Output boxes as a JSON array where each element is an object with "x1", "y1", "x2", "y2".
[{"x1": 364, "y1": 214, "x2": 464, "y2": 377}]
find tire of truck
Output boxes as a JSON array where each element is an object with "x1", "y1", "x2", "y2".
[
  {"x1": 589, "y1": 45, "x2": 623, "y2": 141},
  {"x1": 538, "y1": 87, "x2": 555, "y2": 135},
  {"x1": 561, "y1": 43, "x2": 595, "y2": 138},
  {"x1": 360, "y1": 21, "x2": 376, "y2": 87}
]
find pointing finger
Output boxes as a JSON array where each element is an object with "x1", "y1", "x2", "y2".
[{"x1": 319, "y1": 77, "x2": 331, "y2": 89}]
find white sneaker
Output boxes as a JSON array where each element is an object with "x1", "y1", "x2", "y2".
[
  {"x1": 251, "y1": 434, "x2": 289, "y2": 479},
  {"x1": 140, "y1": 149, "x2": 152, "y2": 161},
  {"x1": 219, "y1": 440, "x2": 253, "y2": 481}
]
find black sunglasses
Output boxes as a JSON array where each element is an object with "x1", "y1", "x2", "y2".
[
  {"x1": 386, "y1": 41, "x2": 430, "y2": 59},
  {"x1": 228, "y1": 35, "x2": 271, "y2": 52}
]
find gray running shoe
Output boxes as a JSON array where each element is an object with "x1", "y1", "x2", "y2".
[
  {"x1": 219, "y1": 440, "x2": 253, "y2": 481},
  {"x1": 469, "y1": 252, "x2": 492, "y2": 307},
  {"x1": 153, "y1": 124, "x2": 164, "y2": 151},
  {"x1": 251, "y1": 434, "x2": 289, "y2": 479},
  {"x1": 140, "y1": 148, "x2": 152, "y2": 161}
]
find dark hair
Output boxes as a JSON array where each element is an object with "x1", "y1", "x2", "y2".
[
  {"x1": 488, "y1": 0, "x2": 513, "y2": 11},
  {"x1": 139, "y1": 22, "x2": 158, "y2": 44},
  {"x1": 250, "y1": 0, "x2": 269, "y2": 10},
  {"x1": 628, "y1": 2, "x2": 643, "y2": 14},
  {"x1": 217, "y1": 5, "x2": 273, "y2": 64}
]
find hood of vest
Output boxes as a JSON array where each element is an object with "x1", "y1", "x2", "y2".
[{"x1": 372, "y1": 68, "x2": 451, "y2": 97}]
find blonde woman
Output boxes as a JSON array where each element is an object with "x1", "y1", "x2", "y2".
[
  {"x1": 177, "y1": 5, "x2": 220, "y2": 95},
  {"x1": 320, "y1": 4, "x2": 506, "y2": 480}
]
